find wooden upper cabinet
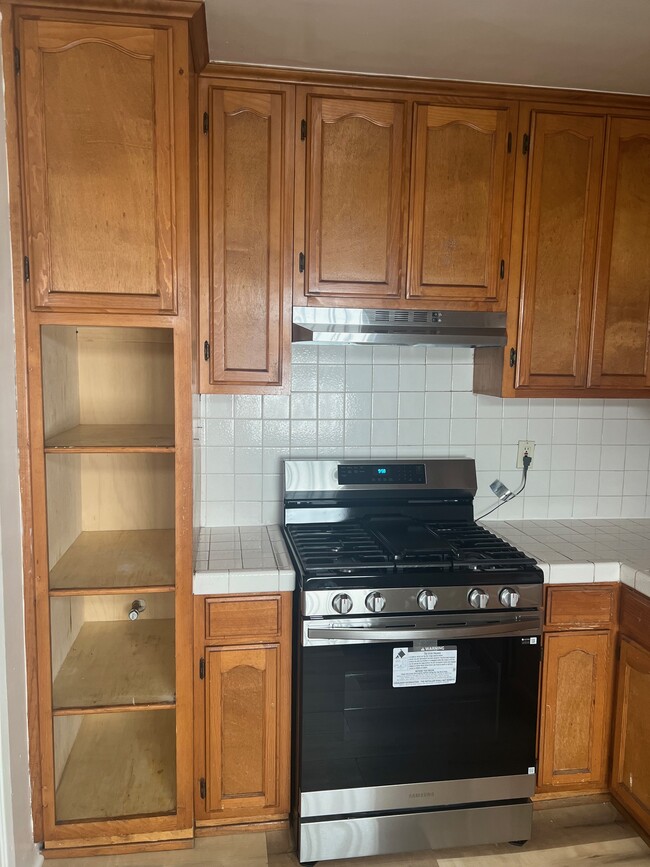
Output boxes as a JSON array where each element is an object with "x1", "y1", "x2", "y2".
[
  {"x1": 515, "y1": 110, "x2": 606, "y2": 389},
  {"x1": 18, "y1": 14, "x2": 186, "y2": 314},
  {"x1": 407, "y1": 103, "x2": 515, "y2": 307},
  {"x1": 199, "y1": 82, "x2": 293, "y2": 392},
  {"x1": 589, "y1": 118, "x2": 650, "y2": 389},
  {"x1": 296, "y1": 90, "x2": 408, "y2": 302}
]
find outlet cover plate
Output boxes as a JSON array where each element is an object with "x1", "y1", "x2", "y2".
[{"x1": 517, "y1": 440, "x2": 536, "y2": 469}]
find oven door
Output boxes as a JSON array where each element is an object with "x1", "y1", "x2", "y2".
[{"x1": 298, "y1": 613, "x2": 542, "y2": 817}]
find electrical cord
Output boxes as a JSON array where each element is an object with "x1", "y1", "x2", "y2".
[{"x1": 476, "y1": 453, "x2": 532, "y2": 521}]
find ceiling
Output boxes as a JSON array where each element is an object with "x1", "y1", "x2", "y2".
[{"x1": 204, "y1": 0, "x2": 650, "y2": 95}]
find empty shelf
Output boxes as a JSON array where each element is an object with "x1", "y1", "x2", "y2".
[
  {"x1": 55, "y1": 710, "x2": 176, "y2": 822},
  {"x1": 53, "y1": 619, "x2": 175, "y2": 711},
  {"x1": 49, "y1": 530, "x2": 175, "y2": 593},
  {"x1": 45, "y1": 424, "x2": 174, "y2": 452}
]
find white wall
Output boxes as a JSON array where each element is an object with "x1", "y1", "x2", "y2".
[
  {"x1": 0, "y1": 26, "x2": 42, "y2": 867},
  {"x1": 196, "y1": 343, "x2": 650, "y2": 526}
]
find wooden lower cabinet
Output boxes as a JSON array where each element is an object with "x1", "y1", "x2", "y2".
[
  {"x1": 611, "y1": 588, "x2": 650, "y2": 835},
  {"x1": 537, "y1": 584, "x2": 617, "y2": 794},
  {"x1": 194, "y1": 593, "x2": 292, "y2": 828},
  {"x1": 538, "y1": 630, "x2": 613, "y2": 791}
]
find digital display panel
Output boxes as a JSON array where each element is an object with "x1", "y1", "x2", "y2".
[{"x1": 338, "y1": 464, "x2": 426, "y2": 485}]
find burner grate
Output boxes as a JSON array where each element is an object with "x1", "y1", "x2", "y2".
[
  {"x1": 286, "y1": 523, "x2": 391, "y2": 574},
  {"x1": 433, "y1": 523, "x2": 538, "y2": 571}
]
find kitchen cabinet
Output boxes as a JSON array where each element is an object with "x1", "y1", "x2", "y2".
[
  {"x1": 407, "y1": 102, "x2": 516, "y2": 306},
  {"x1": 589, "y1": 118, "x2": 650, "y2": 389},
  {"x1": 293, "y1": 88, "x2": 516, "y2": 311},
  {"x1": 475, "y1": 105, "x2": 650, "y2": 398},
  {"x1": 194, "y1": 594, "x2": 291, "y2": 828},
  {"x1": 611, "y1": 586, "x2": 650, "y2": 835},
  {"x1": 198, "y1": 80, "x2": 294, "y2": 392},
  {"x1": 537, "y1": 585, "x2": 617, "y2": 793},
  {"x1": 294, "y1": 88, "x2": 409, "y2": 303},
  {"x1": 29, "y1": 324, "x2": 194, "y2": 853},
  {"x1": 17, "y1": 9, "x2": 192, "y2": 314}
]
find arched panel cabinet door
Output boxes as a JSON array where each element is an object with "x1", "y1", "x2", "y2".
[
  {"x1": 17, "y1": 12, "x2": 188, "y2": 314},
  {"x1": 514, "y1": 109, "x2": 606, "y2": 391},
  {"x1": 295, "y1": 90, "x2": 409, "y2": 302},
  {"x1": 588, "y1": 118, "x2": 650, "y2": 389},
  {"x1": 198, "y1": 81, "x2": 294, "y2": 393},
  {"x1": 407, "y1": 102, "x2": 516, "y2": 308}
]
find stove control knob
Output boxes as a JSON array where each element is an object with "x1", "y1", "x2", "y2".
[
  {"x1": 417, "y1": 590, "x2": 438, "y2": 611},
  {"x1": 365, "y1": 591, "x2": 386, "y2": 613},
  {"x1": 332, "y1": 593, "x2": 353, "y2": 615},
  {"x1": 500, "y1": 587, "x2": 520, "y2": 608},
  {"x1": 469, "y1": 588, "x2": 490, "y2": 609}
]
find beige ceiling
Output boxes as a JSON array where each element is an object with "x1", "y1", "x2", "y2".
[{"x1": 204, "y1": 0, "x2": 650, "y2": 95}]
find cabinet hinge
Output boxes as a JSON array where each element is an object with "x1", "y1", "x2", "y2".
[
  {"x1": 203, "y1": 111, "x2": 209, "y2": 135},
  {"x1": 500, "y1": 259, "x2": 505, "y2": 280},
  {"x1": 298, "y1": 252, "x2": 305, "y2": 274},
  {"x1": 23, "y1": 256, "x2": 30, "y2": 283},
  {"x1": 14, "y1": 47, "x2": 20, "y2": 75},
  {"x1": 199, "y1": 777, "x2": 206, "y2": 800},
  {"x1": 300, "y1": 119, "x2": 307, "y2": 141},
  {"x1": 199, "y1": 657, "x2": 205, "y2": 679},
  {"x1": 507, "y1": 132, "x2": 512, "y2": 153},
  {"x1": 522, "y1": 133, "x2": 530, "y2": 155},
  {"x1": 203, "y1": 341, "x2": 210, "y2": 362},
  {"x1": 509, "y1": 347, "x2": 517, "y2": 368}
]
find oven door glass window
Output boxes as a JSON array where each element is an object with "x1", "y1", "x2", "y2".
[{"x1": 300, "y1": 636, "x2": 540, "y2": 792}]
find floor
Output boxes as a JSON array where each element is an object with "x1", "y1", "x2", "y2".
[{"x1": 50, "y1": 801, "x2": 650, "y2": 866}]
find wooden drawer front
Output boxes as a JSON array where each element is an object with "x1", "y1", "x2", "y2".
[
  {"x1": 545, "y1": 585, "x2": 617, "y2": 628},
  {"x1": 619, "y1": 585, "x2": 650, "y2": 653},
  {"x1": 205, "y1": 595, "x2": 282, "y2": 643}
]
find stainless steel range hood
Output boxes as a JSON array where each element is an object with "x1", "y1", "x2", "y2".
[{"x1": 292, "y1": 307, "x2": 507, "y2": 347}]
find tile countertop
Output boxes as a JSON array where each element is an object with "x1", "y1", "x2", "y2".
[
  {"x1": 193, "y1": 525, "x2": 295, "y2": 594},
  {"x1": 484, "y1": 518, "x2": 650, "y2": 598}
]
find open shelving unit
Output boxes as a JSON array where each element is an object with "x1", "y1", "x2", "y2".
[{"x1": 38, "y1": 325, "x2": 184, "y2": 830}]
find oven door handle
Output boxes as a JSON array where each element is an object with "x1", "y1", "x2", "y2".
[{"x1": 306, "y1": 618, "x2": 540, "y2": 643}]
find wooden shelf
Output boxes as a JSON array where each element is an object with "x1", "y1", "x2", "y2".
[
  {"x1": 55, "y1": 710, "x2": 176, "y2": 822},
  {"x1": 44, "y1": 424, "x2": 174, "y2": 452},
  {"x1": 53, "y1": 620, "x2": 175, "y2": 712},
  {"x1": 49, "y1": 530, "x2": 175, "y2": 593}
]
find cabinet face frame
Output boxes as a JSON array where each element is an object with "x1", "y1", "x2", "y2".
[
  {"x1": 197, "y1": 78, "x2": 294, "y2": 394},
  {"x1": 15, "y1": 7, "x2": 188, "y2": 315},
  {"x1": 24, "y1": 311, "x2": 194, "y2": 848},
  {"x1": 294, "y1": 86, "x2": 410, "y2": 306},
  {"x1": 406, "y1": 99, "x2": 517, "y2": 308}
]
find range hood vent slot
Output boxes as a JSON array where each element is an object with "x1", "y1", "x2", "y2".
[{"x1": 292, "y1": 307, "x2": 506, "y2": 347}]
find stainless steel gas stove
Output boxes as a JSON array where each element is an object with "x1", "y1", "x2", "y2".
[{"x1": 282, "y1": 459, "x2": 543, "y2": 865}]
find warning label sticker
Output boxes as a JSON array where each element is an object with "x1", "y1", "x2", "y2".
[{"x1": 392, "y1": 646, "x2": 458, "y2": 688}]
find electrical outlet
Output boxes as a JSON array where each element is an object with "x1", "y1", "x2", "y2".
[{"x1": 517, "y1": 440, "x2": 536, "y2": 469}]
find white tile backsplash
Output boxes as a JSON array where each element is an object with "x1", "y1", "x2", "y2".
[{"x1": 196, "y1": 344, "x2": 650, "y2": 526}]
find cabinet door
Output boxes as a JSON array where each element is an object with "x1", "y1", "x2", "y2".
[
  {"x1": 19, "y1": 16, "x2": 178, "y2": 313},
  {"x1": 516, "y1": 111, "x2": 606, "y2": 389},
  {"x1": 538, "y1": 631, "x2": 613, "y2": 790},
  {"x1": 297, "y1": 92, "x2": 408, "y2": 301},
  {"x1": 200, "y1": 83, "x2": 293, "y2": 392},
  {"x1": 589, "y1": 118, "x2": 650, "y2": 388},
  {"x1": 407, "y1": 103, "x2": 515, "y2": 306},
  {"x1": 611, "y1": 638, "x2": 650, "y2": 833},
  {"x1": 203, "y1": 645, "x2": 281, "y2": 817}
]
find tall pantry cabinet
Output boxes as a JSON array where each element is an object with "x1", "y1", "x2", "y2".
[{"x1": 4, "y1": 0, "x2": 205, "y2": 855}]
